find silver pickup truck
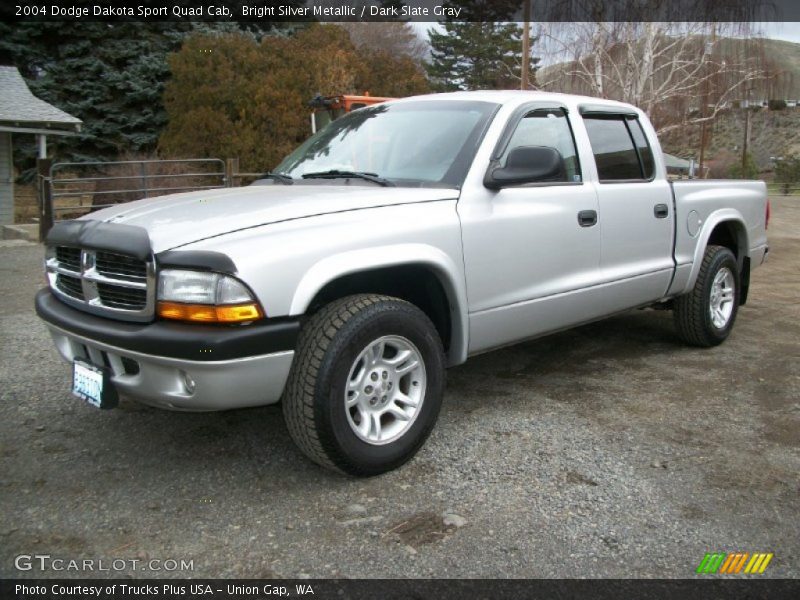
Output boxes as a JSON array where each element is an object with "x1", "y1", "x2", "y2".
[{"x1": 35, "y1": 91, "x2": 769, "y2": 475}]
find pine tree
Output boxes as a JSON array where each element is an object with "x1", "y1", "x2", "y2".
[
  {"x1": 0, "y1": 21, "x2": 286, "y2": 170},
  {"x1": 426, "y1": 2, "x2": 540, "y2": 91},
  {"x1": 159, "y1": 25, "x2": 430, "y2": 172}
]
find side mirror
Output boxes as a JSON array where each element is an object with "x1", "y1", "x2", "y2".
[{"x1": 484, "y1": 146, "x2": 565, "y2": 190}]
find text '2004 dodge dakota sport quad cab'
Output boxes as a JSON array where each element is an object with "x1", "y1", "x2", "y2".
[{"x1": 35, "y1": 91, "x2": 769, "y2": 476}]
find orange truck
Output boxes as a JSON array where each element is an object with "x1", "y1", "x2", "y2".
[{"x1": 309, "y1": 93, "x2": 394, "y2": 133}]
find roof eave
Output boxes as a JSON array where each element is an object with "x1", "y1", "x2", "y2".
[{"x1": 0, "y1": 122, "x2": 82, "y2": 136}]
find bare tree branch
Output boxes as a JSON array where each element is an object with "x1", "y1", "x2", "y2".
[{"x1": 536, "y1": 22, "x2": 769, "y2": 134}]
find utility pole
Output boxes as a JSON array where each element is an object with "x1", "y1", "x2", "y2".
[
  {"x1": 521, "y1": 0, "x2": 531, "y2": 90},
  {"x1": 697, "y1": 23, "x2": 716, "y2": 178},
  {"x1": 742, "y1": 90, "x2": 752, "y2": 174}
]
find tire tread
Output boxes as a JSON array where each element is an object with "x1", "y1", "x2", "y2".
[
  {"x1": 282, "y1": 294, "x2": 439, "y2": 474},
  {"x1": 673, "y1": 245, "x2": 737, "y2": 347}
]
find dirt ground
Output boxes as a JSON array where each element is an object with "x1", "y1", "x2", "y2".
[{"x1": 0, "y1": 197, "x2": 797, "y2": 579}]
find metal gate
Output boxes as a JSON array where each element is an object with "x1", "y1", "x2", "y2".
[{"x1": 40, "y1": 158, "x2": 228, "y2": 234}]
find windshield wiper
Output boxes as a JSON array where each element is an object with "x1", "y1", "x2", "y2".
[
  {"x1": 257, "y1": 171, "x2": 294, "y2": 185},
  {"x1": 301, "y1": 170, "x2": 395, "y2": 187}
]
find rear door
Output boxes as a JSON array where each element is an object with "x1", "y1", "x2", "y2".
[{"x1": 580, "y1": 109, "x2": 674, "y2": 307}]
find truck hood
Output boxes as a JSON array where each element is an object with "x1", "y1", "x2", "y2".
[{"x1": 83, "y1": 184, "x2": 458, "y2": 252}]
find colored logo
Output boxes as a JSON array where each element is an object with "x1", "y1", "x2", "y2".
[{"x1": 696, "y1": 552, "x2": 774, "y2": 574}]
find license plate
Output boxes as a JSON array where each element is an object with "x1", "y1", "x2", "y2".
[{"x1": 72, "y1": 359, "x2": 118, "y2": 409}]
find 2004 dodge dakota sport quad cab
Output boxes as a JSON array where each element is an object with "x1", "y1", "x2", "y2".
[{"x1": 35, "y1": 91, "x2": 769, "y2": 476}]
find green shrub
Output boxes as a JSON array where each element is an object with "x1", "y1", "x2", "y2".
[
  {"x1": 728, "y1": 153, "x2": 759, "y2": 179},
  {"x1": 768, "y1": 99, "x2": 787, "y2": 111},
  {"x1": 775, "y1": 154, "x2": 800, "y2": 194}
]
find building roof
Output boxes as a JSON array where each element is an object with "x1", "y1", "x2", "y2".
[
  {"x1": 0, "y1": 66, "x2": 81, "y2": 135},
  {"x1": 663, "y1": 152, "x2": 694, "y2": 170}
]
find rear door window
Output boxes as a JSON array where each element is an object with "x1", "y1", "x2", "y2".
[
  {"x1": 628, "y1": 119, "x2": 655, "y2": 179},
  {"x1": 583, "y1": 116, "x2": 654, "y2": 182}
]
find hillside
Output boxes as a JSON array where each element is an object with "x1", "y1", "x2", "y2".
[
  {"x1": 662, "y1": 38, "x2": 800, "y2": 170},
  {"x1": 659, "y1": 108, "x2": 800, "y2": 173},
  {"x1": 735, "y1": 37, "x2": 800, "y2": 97},
  {"x1": 661, "y1": 38, "x2": 800, "y2": 171},
  {"x1": 540, "y1": 36, "x2": 800, "y2": 172},
  {"x1": 539, "y1": 36, "x2": 800, "y2": 99},
  {"x1": 714, "y1": 37, "x2": 800, "y2": 98}
]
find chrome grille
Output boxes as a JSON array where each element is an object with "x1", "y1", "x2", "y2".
[
  {"x1": 96, "y1": 251, "x2": 147, "y2": 283},
  {"x1": 55, "y1": 247, "x2": 81, "y2": 272},
  {"x1": 46, "y1": 245, "x2": 155, "y2": 322},
  {"x1": 56, "y1": 274, "x2": 84, "y2": 300},
  {"x1": 96, "y1": 282, "x2": 147, "y2": 309}
]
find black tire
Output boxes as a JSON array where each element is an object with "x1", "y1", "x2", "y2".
[
  {"x1": 673, "y1": 245, "x2": 740, "y2": 347},
  {"x1": 282, "y1": 294, "x2": 445, "y2": 476}
]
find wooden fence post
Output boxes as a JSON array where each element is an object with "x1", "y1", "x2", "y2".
[
  {"x1": 225, "y1": 158, "x2": 240, "y2": 188},
  {"x1": 37, "y1": 158, "x2": 53, "y2": 242}
]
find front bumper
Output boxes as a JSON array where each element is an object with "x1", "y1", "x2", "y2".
[{"x1": 35, "y1": 289, "x2": 299, "y2": 411}]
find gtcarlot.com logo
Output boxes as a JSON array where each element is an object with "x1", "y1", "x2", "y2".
[
  {"x1": 696, "y1": 552, "x2": 774, "y2": 574},
  {"x1": 14, "y1": 554, "x2": 194, "y2": 572}
]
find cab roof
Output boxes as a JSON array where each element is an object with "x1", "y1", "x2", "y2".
[{"x1": 388, "y1": 90, "x2": 642, "y2": 117}]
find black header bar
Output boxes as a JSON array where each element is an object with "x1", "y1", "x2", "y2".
[
  {"x1": 2, "y1": 579, "x2": 800, "y2": 600},
  {"x1": 2, "y1": 0, "x2": 800, "y2": 23}
]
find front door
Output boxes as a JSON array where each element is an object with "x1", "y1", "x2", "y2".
[{"x1": 458, "y1": 107, "x2": 604, "y2": 354}]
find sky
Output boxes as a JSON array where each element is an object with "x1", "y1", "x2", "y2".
[
  {"x1": 410, "y1": 22, "x2": 800, "y2": 69},
  {"x1": 411, "y1": 21, "x2": 800, "y2": 44},
  {"x1": 761, "y1": 22, "x2": 800, "y2": 42}
]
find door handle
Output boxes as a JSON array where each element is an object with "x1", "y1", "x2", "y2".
[
  {"x1": 654, "y1": 203, "x2": 669, "y2": 218},
  {"x1": 577, "y1": 209, "x2": 597, "y2": 227}
]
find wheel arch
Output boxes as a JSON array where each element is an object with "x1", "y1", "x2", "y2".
[
  {"x1": 683, "y1": 210, "x2": 749, "y2": 296},
  {"x1": 289, "y1": 244, "x2": 468, "y2": 366}
]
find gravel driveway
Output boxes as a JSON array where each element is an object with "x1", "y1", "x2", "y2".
[{"x1": 1, "y1": 198, "x2": 797, "y2": 579}]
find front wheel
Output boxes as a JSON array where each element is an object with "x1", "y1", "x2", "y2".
[
  {"x1": 282, "y1": 294, "x2": 445, "y2": 476},
  {"x1": 673, "y1": 245, "x2": 740, "y2": 347}
]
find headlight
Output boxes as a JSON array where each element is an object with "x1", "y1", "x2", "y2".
[{"x1": 156, "y1": 269, "x2": 263, "y2": 323}]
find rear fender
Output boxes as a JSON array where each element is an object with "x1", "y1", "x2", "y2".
[{"x1": 680, "y1": 209, "x2": 749, "y2": 295}]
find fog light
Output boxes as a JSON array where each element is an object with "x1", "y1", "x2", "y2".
[{"x1": 183, "y1": 372, "x2": 196, "y2": 394}]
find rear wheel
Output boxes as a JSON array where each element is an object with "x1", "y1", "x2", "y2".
[
  {"x1": 282, "y1": 294, "x2": 445, "y2": 476},
  {"x1": 673, "y1": 245, "x2": 740, "y2": 347}
]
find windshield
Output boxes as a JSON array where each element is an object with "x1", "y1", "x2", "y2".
[{"x1": 275, "y1": 100, "x2": 498, "y2": 187}]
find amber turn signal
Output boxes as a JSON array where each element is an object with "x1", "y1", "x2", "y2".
[{"x1": 157, "y1": 301, "x2": 263, "y2": 323}]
